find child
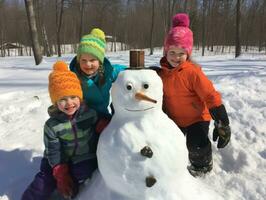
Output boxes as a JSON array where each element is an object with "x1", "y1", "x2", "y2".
[
  {"x1": 69, "y1": 28, "x2": 126, "y2": 118},
  {"x1": 157, "y1": 13, "x2": 231, "y2": 176},
  {"x1": 22, "y1": 61, "x2": 104, "y2": 200}
]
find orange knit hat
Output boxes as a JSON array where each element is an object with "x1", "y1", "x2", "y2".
[{"x1": 49, "y1": 61, "x2": 83, "y2": 104}]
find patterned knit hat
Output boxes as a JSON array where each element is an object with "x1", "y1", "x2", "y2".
[
  {"x1": 49, "y1": 61, "x2": 83, "y2": 104},
  {"x1": 77, "y1": 28, "x2": 106, "y2": 64},
  {"x1": 164, "y1": 13, "x2": 193, "y2": 55}
]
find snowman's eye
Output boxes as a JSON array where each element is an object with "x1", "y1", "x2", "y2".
[
  {"x1": 143, "y1": 83, "x2": 149, "y2": 89},
  {"x1": 126, "y1": 83, "x2": 133, "y2": 90}
]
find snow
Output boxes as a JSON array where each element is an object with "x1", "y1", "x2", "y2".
[{"x1": 0, "y1": 50, "x2": 266, "y2": 200}]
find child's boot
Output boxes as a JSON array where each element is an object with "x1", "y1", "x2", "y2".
[{"x1": 187, "y1": 142, "x2": 213, "y2": 177}]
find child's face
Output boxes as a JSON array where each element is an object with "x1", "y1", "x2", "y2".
[
  {"x1": 166, "y1": 46, "x2": 188, "y2": 68},
  {"x1": 57, "y1": 96, "x2": 81, "y2": 116},
  {"x1": 79, "y1": 53, "x2": 101, "y2": 75}
]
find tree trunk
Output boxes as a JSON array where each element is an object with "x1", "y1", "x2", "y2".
[
  {"x1": 79, "y1": 0, "x2": 85, "y2": 39},
  {"x1": 223, "y1": 0, "x2": 230, "y2": 52},
  {"x1": 158, "y1": 0, "x2": 169, "y2": 35},
  {"x1": 24, "y1": 0, "x2": 42, "y2": 65},
  {"x1": 235, "y1": 0, "x2": 241, "y2": 58},
  {"x1": 0, "y1": 1, "x2": 4, "y2": 57},
  {"x1": 37, "y1": 0, "x2": 52, "y2": 56},
  {"x1": 114, "y1": 36, "x2": 117, "y2": 52},
  {"x1": 201, "y1": 0, "x2": 207, "y2": 56},
  {"x1": 183, "y1": 0, "x2": 188, "y2": 12},
  {"x1": 0, "y1": 28, "x2": 4, "y2": 57},
  {"x1": 149, "y1": 0, "x2": 154, "y2": 55},
  {"x1": 259, "y1": 0, "x2": 266, "y2": 52},
  {"x1": 42, "y1": 25, "x2": 51, "y2": 56},
  {"x1": 170, "y1": 0, "x2": 177, "y2": 19},
  {"x1": 56, "y1": 0, "x2": 64, "y2": 57},
  {"x1": 167, "y1": 0, "x2": 171, "y2": 32}
]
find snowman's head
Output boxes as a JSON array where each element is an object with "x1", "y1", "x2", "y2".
[{"x1": 111, "y1": 69, "x2": 163, "y2": 118}]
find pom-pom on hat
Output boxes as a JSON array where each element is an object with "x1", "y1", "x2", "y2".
[
  {"x1": 49, "y1": 61, "x2": 83, "y2": 104},
  {"x1": 164, "y1": 13, "x2": 193, "y2": 55},
  {"x1": 77, "y1": 28, "x2": 106, "y2": 63}
]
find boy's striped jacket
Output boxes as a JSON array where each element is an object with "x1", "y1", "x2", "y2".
[{"x1": 43, "y1": 103, "x2": 98, "y2": 167}]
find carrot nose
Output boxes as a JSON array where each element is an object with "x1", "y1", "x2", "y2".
[{"x1": 135, "y1": 92, "x2": 157, "y2": 104}]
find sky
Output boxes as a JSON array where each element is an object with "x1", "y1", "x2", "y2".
[{"x1": 0, "y1": 49, "x2": 266, "y2": 200}]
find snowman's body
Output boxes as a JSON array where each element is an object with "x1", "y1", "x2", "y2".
[
  {"x1": 97, "y1": 69, "x2": 189, "y2": 199},
  {"x1": 77, "y1": 69, "x2": 223, "y2": 200}
]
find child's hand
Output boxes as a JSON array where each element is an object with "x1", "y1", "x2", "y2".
[
  {"x1": 213, "y1": 121, "x2": 231, "y2": 148},
  {"x1": 53, "y1": 164, "x2": 76, "y2": 198},
  {"x1": 95, "y1": 117, "x2": 111, "y2": 134},
  {"x1": 209, "y1": 104, "x2": 231, "y2": 148}
]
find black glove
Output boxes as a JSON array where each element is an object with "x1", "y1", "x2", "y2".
[
  {"x1": 209, "y1": 104, "x2": 231, "y2": 148},
  {"x1": 213, "y1": 121, "x2": 231, "y2": 148}
]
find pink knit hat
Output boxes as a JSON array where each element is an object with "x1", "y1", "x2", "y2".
[{"x1": 163, "y1": 13, "x2": 193, "y2": 55}]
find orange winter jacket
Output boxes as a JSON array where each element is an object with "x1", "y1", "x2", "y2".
[{"x1": 158, "y1": 57, "x2": 222, "y2": 127}]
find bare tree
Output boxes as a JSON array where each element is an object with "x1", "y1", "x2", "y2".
[
  {"x1": 0, "y1": 30, "x2": 4, "y2": 57},
  {"x1": 36, "y1": 0, "x2": 52, "y2": 56},
  {"x1": 0, "y1": 0, "x2": 5, "y2": 57},
  {"x1": 235, "y1": 0, "x2": 241, "y2": 58},
  {"x1": 157, "y1": 0, "x2": 177, "y2": 35},
  {"x1": 24, "y1": 0, "x2": 43, "y2": 65},
  {"x1": 222, "y1": 0, "x2": 231, "y2": 53},
  {"x1": 56, "y1": 0, "x2": 65, "y2": 57},
  {"x1": 42, "y1": 25, "x2": 51, "y2": 56},
  {"x1": 149, "y1": 0, "x2": 155, "y2": 55},
  {"x1": 243, "y1": 0, "x2": 258, "y2": 52},
  {"x1": 259, "y1": 0, "x2": 266, "y2": 52},
  {"x1": 0, "y1": 0, "x2": 264, "y2": 57},
  {"x1": 79, "y1": 0, "x2": 85, "y2": 38},
  {"x1": 201, "y1": 0, "x2": 207, "y2": 56},
  {"x1": 183, "y1": 0, "x2": 188, "y2": 12}
]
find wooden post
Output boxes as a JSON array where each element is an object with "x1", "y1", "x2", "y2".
[{"x1": 129, "y1": 50, "x2": 145, "y2": 68}]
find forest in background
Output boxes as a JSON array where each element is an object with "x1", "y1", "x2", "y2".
[{"x1": 1, "y1": 0, "x2": 266, "y2": 61}]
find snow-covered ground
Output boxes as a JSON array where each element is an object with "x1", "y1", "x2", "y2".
[{"x1": 0, "y1": 50, "x2": 266, "y2": 200}]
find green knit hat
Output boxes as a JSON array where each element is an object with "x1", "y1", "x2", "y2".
[{"x1": 77, "y1": 28, "x2": 106, "y2": 63}]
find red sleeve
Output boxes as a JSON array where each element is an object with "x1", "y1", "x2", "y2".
[{"x1": 95, "y1": 117, "x2": 111, "y2": 134}]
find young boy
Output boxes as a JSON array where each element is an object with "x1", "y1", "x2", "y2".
[{"x1": 22, "y1": 61, "x2": 102, "y2": 199}]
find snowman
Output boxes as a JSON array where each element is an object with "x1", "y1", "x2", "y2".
[
  {"x1": 77, "y1": 68, "x2": 223, "y2": 200},
  {"x1": 96, "y1": 68, "x2": 190, "y2": 199}
]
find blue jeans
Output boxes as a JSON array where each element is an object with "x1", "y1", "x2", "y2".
[{"x1": 21, "y1": 157, "x2": 98, "y2": 200}]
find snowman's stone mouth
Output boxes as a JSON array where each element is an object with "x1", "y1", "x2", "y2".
[{"x1": 125, "y1": 107, "x2": 154, "y2": 112}]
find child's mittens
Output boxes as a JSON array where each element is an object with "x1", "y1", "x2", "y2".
[
  {"x1": 53, "y1": 164, "x2": 75, "y2": 198},
  {"x1": 209, "y1": 104, "x2": 231, "y2": 148},
  {"x1": 213, "y1": 121, "x2": 231, "y2": 148},
  {"x1": 95, "y1": 117, "x2": 111, "y2": 134}
]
